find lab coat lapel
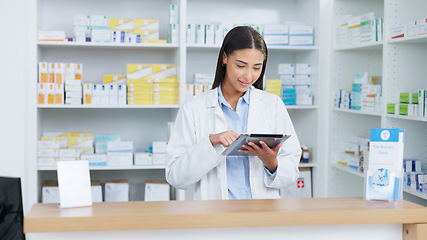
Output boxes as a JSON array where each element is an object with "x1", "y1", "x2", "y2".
[
  {"x1": 247, "y1": 86, "x2": 264, "y2": 133},
  {"x1": 206, "y1": 88, "x2": 228, "y2": 199}
]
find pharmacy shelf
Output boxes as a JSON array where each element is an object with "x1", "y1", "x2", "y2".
[
  {"x1": 331, "y1": 163, "x2": 364, "y2": 178},
  {"x1": 385, "y1": 114, "x2": 427, "y2": 123},
  {"x1": 38, "y1": 165, "x2": 166, "y2": 171},
  {"x1": 37, "y1": 41, "x2": 179, "y2": 50},
  {"x1": 186, "y1": 44, "x2": 318, "y2": 52},
  {"x1": 403, "y1": 186, "x2": 427, "y2": 200},
  {"x1": 334, "y1": 41, "x2": 383, "y2": 51},
  {"x1": 37, "y1": 104, "x2": 180, "y2": 109},
  {"x1": 332, "y1": 107, "x2": 382, "y2": 117},
  {"x1": 388, "y1": 34, "x2": 427, "y2": 44},
  {"x1": 286, "y1": 105, "x2": 318, "y2": 110}
]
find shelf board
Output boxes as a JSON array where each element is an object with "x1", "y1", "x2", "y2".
[
  {"x1": 388, "y1": 34, "x2": 427, "y2": 44},
  {"x1": 286, "y1": 105, "x2": 318, "y2": 110},
  {"x1": 37, "y1": 41, "x2": 179, "y2": 50},
  {"x1": 385, "y1": 114, "x2": 427, "y2": 122},
  {"x1": 186, "y1": 44, "x2": 317, "y2": 52},
  {"x1": 38, "y1": 165, "x2": 166, "y2": 171},
  {"x1": 299, "y1": 162, "x2": 317, "y2": 168},
  {"x1": 331, "y1": 163, "x2": 364, "y2": 178},
  {"x1": 332, "y1": 107, "x2": 382, "y2": 117},
  {"x1": 403, "y1": 186, "x2": 427, "y2": 200},
  {"x1": 334, "y1": 41, "x2": 383, "y2": 51},
  {"x1": 37, "y1": 104, "x2": 180, "y2": 109}
]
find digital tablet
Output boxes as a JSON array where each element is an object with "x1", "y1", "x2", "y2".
[{"x1": 222, "y1": 133, "x2": 291, "y2": 156}]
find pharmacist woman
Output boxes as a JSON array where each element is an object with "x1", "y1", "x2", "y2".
[{"x1": 166, "y1": 26, "x2": 301, "y2": 200}]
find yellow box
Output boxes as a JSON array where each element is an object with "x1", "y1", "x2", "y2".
[
  {"x1": 153, "y1": 83, "x2": 179, "y2": 88},
  {"x1": 67, "y1": 136, "x2": 94, "y2": 148},
  {"x1": 142, "y1": 39, "x2": 167, "y2": 44},
  {"x1": 47, "y1": 83, "x2": 55, "y2": 104},
  {"x1": 67, "y1": 132, "x2": 94, "y2": 137},
  {"x1": 128, "y1": 99, "x2": 154, "y2": 105},
  {"x1": 153, "y1": 91, "x2": 179, "y2": 97},
  {"x1": 153, "y1": 86, "x2": 179, "y2": 92},
  {"x1": 109, "y1": 18, "x2": 134, "y2": 29},
  {"x1": 38, "y1": 83, "x2": 47, "y2": 104},
  {"x1": 128, "y1": 77, "x2": 178, "y2": 84},
  {"x1": 39, "y1": 62, "x2": 48, "y2": 83},
  {"x1": 54, "y1": 83, "x2": 64, "y2": 104},
  {"x1": 103, "y1": 74, "x2": 127, "y2": 84},
  {"x1": 134, "y1": 19, "x2": 159, "y2": 30},
  {"x1": 151, "y1": 64, "x2": 177, "y2": 79},
  {"x1": 127, "y1": 64, "x2": 153, "y2": 79},
  {"x1": 48, "y1": 63, "x2": 55, "y2": 83},
  {"x1": 55, "y1": 63, "x2": 65, "y2": 84},
  {"x1": 128, "y1": 84, "x2": 153, "y2": 92}
]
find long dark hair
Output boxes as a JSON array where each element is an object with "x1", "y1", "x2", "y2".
[{"x1": 212, "y1": 26, "x2": 268, "y2": 90}]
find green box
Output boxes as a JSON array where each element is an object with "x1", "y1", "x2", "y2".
[
  {"x1": 387, "y1": 103, "x2": 396, "y2": 114},
  {"x1": 399, "y1": 104, "x2": 408, "y2": 115},
  {"x1": 412, "y1": 93, "x2": 419, "y2": 104},
  {"x1": 400, "y1": 92, "x2": 410, "y2": 104}
]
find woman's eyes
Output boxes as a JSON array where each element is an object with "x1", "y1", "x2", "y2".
[{"x1": 236, "y1": 65, "x2": 261, "y2": 71}]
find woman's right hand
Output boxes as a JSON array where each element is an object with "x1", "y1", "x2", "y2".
[{"x1": 209, "y1": 130, "x2": 239, "y2": 147}]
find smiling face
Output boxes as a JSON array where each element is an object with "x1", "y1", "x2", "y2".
[{"x1": 221, "y1": 48, "x2": 264, "y2": 98}]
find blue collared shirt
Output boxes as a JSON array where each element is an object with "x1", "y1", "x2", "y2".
[{"x1": 218, "y1": 86, "x2": 276, "y2": 200}]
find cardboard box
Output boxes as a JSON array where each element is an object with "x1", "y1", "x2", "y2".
[{"x1": 144, "y1": 181, "x2": 170, "y2": 201}]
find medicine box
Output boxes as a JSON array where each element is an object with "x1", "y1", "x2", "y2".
[
  {"x1": 134, "y1": 152, "x2": 153, "y2": 165},
  {"x1": 186, "y1": 24, "x2": 196, "y2": 44},
  {"x1": 144, "y1": 181, "x2": 170, "y2": 201},
  {"x1": 104, "y1": 180, "x2": 129, "y2": 202},
  {"x1": 278, "y1": 64, "x2": 294, "y2": 75}
]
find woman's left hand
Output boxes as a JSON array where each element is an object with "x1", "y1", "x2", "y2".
[{"x1": 238, "y1": 141, "x2": 281, "y2": 173}]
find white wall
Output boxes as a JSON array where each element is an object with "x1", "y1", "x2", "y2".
[{"x1": 0, "y1": 0, "x2": 34, "y2": 212}]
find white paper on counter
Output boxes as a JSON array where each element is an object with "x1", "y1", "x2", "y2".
[{"x1": 57, "y1": 160, "x2": 92, "y2": 208}]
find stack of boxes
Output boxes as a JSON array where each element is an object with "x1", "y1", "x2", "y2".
[
  {"x1": 67, "y1": 132, "x2": 95, "y2": 155},
  {"x1": 187, "y1": 23, "x2": 234, "y2": 45},
  {"x1": 84, "y1": 83, "x2": 127, "y2": 105},
  {"x1": 37, "y1": 62, "x2": 65, "y2": 105},
  {"x1": 107, "y1": 141, "x2": 134, "y2": 166},
  {"x1": 37, "y1": 140, "x2": 60, "y2": 167},
  {"x1": 295, "y1": 64, "x2": 312, "y2": 105},
  {"x1": 336, "y1": 13, "x2": 383, "y2": 47},
  {"x1": 37, "y1": 132, "x2": 94, "y2": 167},
  {"x1": 334, "y1": 72, "x2": 381, "y2": 112},
  {"x1": 337, "y1": 136, "x2": 370, "y2": 172},
  {"x1": 289, "y1": 25, "x2": 314, "y2": 46},
  {"x1": 279, "y1": 64, "x2": 296, "y2": 105},
  {"x1": 109, "y1": 18, "x2": 161, "y2": 44},
  {"x1": 360, "y1": 13, "x2": 376, "y2": 44},
  {"x1": 387, "y1": 90, "x2": 427, "y2": 117},
  {"x1": 152, "y1": 141, "x2": 168, "y2": 165},
  {"x1": 390, "y1": 18, "x2": 427, "y2": 40},
  {"x1": 263, "y1": 24, "x2": 289, "y2": 46},
  {"x1": 279, "y1": 63, "x2": 313, "y2": 106},
  {"x1": 403, "y1": 159, "x2": 426, "y2": 193},
  {"x1": 169, "y1": 4, "x2": 179, "y2": 44},
  {"x1": 127, "y1": 64, "x2": 178, "y2": 105},
  {"x1": 73, "y1": 15, "x2": 110, "y2": 43},
  {"x1": 64, "y1": 63, "x2": 83, "y2": 105},
  {"x1": 265, "y1": 79, "x2": 281, "y2": 97},
  {"x1": 185, "y1": 73, "x2": 214, "y2": 99}
]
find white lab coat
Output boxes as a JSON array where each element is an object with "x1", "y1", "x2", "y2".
[{"x1": 166, "y1": 86, "x2": 302, "y2": 200}]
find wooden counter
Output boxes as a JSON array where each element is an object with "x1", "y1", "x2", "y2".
[{"x1": 24, "y1": 197, "x2": 427, "y2": 240}]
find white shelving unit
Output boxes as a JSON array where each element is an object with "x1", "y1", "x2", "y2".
[
  {"x1": 329, "y1": 0, "x2": 427, "y2": 206},
  {"x1": 27, "y1": 0, "x2": 328, "y2": 205}
]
